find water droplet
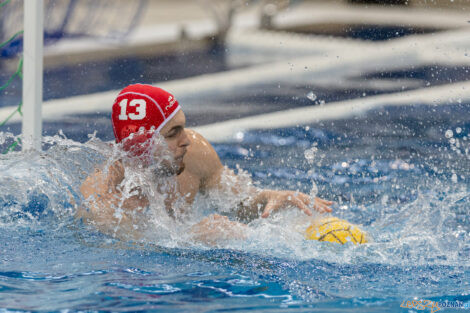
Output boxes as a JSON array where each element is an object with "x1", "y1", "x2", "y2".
[
  {"x1": 304, "y1": 146, "x2": 317, "y2": 164},
  {"x1": 451, "y1": 173, "x2": 458, "y2": 183},
  {"x1": 381, "y1": 195, "x2": 389, "y2": 205},
  {"x1": 445, "y1": 130, "x2": 453, "y2": 138},
  {"x1": 456, "y1": 127, "x2": 462, "y2": 134},
  {"x1": 307, "y1": 91, "x2": 317, "y2": 101},
  {"x1": 310, "y1": 183, "x2": 318, "y2": 198},
  {"x1": 234, "y1": 131, "x2": 244, "y2": 141}
]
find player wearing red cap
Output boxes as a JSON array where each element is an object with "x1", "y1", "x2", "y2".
[{"x1": 79, "y1": 84, "x2": 333, "y2": 243}]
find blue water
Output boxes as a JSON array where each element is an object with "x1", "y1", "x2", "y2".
[
  {"x1": 0, "y1": 100, "x2": 468, "y2": 312},
  {"x1": 285, "y1": 24, "x2": 442, "y2": 41}
]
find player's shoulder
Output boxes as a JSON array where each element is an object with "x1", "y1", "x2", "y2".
[
  {"x1": 184, "y1": 129, "x2": 223, "y2": 177},
  {"x1": 81, "y1": 160, "x2": 124, "y2": 198},
  {"x1": 186, "y1": 129, "x2": 207, "y2": 143}
]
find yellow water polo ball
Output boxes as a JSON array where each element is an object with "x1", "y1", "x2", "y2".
[{"x1": 305, "y1": 217, "x2": 369, "y2": 244}]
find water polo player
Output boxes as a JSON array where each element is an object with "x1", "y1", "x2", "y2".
[{"x1": 78, "y1": 84, "x2": 333, "y2": 243}]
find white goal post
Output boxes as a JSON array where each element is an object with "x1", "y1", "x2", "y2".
[{"x1": 21, "y1": 0, "x2": 43, "y2": 151}]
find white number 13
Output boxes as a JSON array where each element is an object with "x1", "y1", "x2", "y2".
[{"x1": 118, "y1": 98, "x2": 146, "y2": 120}]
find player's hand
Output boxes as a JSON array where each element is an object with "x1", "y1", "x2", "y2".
[
  {"x1": 259, "y1": 190, "x2": 333, "y2": 218},
  {"x1": 312, "y1": 197, "x2": 334, "y2": 214},
  {"x1": 190, "y1": 214, "x2": 248, "y2": 245}
]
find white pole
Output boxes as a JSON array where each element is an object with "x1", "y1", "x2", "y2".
[{"x1": 22, "y1": 0, "x2": 43, "y2": 151}]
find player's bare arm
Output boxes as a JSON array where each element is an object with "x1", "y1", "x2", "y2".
[
  {"x1": 188, "y1": 129, "x2": 333, "y2": 220},
  {"x1": 77, "y1": 161, "x2": 149, "y2": 239}
]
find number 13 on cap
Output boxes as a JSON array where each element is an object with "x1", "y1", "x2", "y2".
[{"x1": 118, "y1": 98, "x2": 147, "y2": 120}]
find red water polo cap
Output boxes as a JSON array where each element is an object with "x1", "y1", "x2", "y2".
[{"x1": 111, "y1": 84, "x2": 181, "y2": 143}]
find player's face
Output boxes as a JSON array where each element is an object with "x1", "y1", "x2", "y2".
[{"x1": 159, "y1": 110, "x2": 190, "y2": 175}]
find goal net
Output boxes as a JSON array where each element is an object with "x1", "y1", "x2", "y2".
[{"x1": 0, "y1": 0, "x2": 148, "y2": 57}]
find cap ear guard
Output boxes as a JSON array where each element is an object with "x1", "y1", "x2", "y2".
[
  {"x1": 119, "y1": 125, "x2": 139, "y2": 143},
  {"x1": 121, "y1": 128, "x2": 156, "y2": 156}
]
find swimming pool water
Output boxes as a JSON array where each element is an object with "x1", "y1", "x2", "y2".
[
  {"x1": 0, "y1": 100, "x2": 468, "y2": 312},
  {"x1": 278, "y1": 24, "x2": 443, "y2": 41}
]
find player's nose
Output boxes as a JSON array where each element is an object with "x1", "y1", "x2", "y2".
[{"x1": 180, "y1": 129, "x2": 190, "y2": 148}]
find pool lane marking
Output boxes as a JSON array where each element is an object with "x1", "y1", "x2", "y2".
[{"x1": 192, "y1": 80, "x2": 470, "y2": 142}]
